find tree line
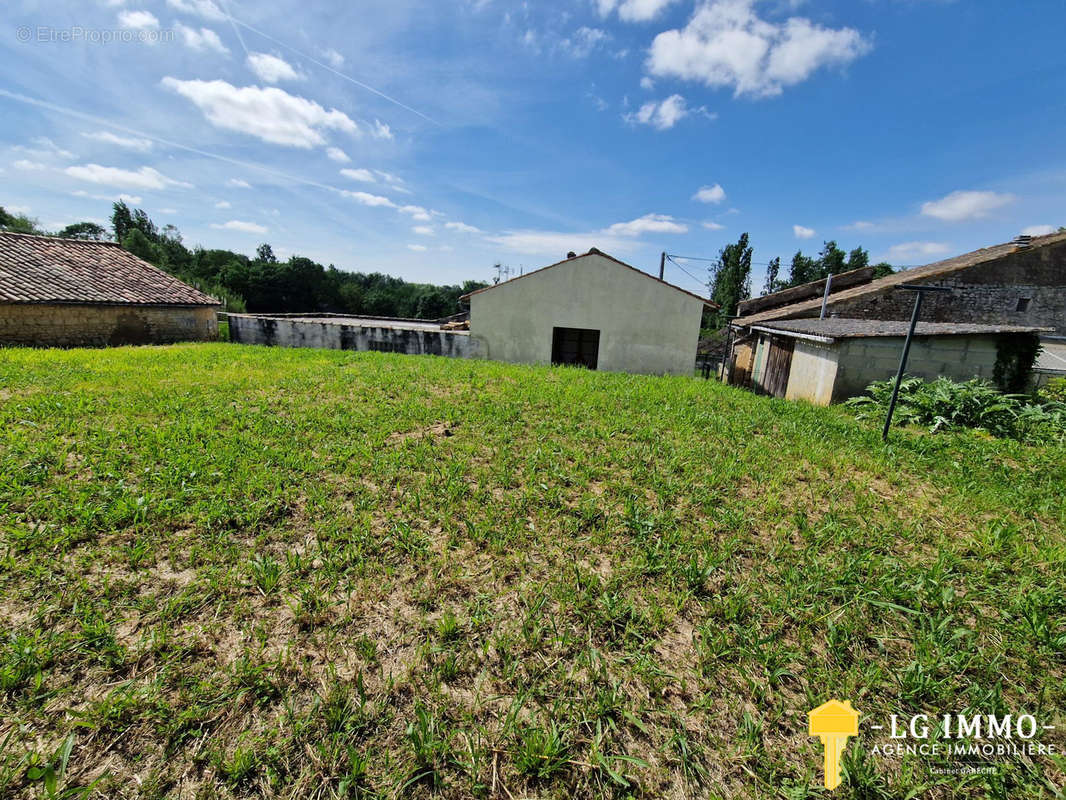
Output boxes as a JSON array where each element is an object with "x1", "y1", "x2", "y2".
[
  {"x1": 0, "y1": 203, "x2": 487, "y2": 319},
  {"x1": 707, "y1": 234, "x2": 896, "y2": 327}
]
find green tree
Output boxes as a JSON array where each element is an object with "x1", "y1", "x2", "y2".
[
  {"x1": 58, "y1": 222, "x2": 107, "y2": 241},
  {"x1": 256, "y1": 243, "x2": 277, "y2": 264},
  {"x1": 788, "y1": 250, "x2": 818, "y2": 286},
  {"x1": 111, "y1": 201, "x2": 134, "y2": 243},
  {"x1": 0, "y1": 206, "x2": 43, "y2": 234},
  {"x1": 708, "y1": 232, "x2": 753, "y2": 325},
  {"x1": 846, "y1": 246, "x2": 869, "y2": 272},
  {"x1": 122, "y1": 229, "x2": 165, "y2": 266},
  {"x1": 762, "y1": 256, "x2": 782, "y2": 295}
]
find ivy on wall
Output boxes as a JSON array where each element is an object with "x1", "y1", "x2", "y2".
[{"x1": 994, "y1": 333, "x2": 1042, "y2": 392}]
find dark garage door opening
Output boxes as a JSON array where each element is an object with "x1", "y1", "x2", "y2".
[{"x1": 551, "y1": 327, "x2": 600, "y2": 369}]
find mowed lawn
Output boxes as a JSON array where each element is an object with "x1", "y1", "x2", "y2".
[{"x1": 0, "y1": 344, "x2": 1063, "y2": 800}]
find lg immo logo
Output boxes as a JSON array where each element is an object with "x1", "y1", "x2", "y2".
[
  {"x1": 808, "y1": 700, "x2": 1058, "y2": 790},
  {"x1": 808, "y1": 700, "x2": 859, "y2": 790}
]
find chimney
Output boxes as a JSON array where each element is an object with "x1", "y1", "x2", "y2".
[{"x1": 1013, "y1": 234, "x2": 1032, "y2": 249}]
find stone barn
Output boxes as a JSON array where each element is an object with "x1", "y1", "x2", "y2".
[
  {"x1": 733, "y1": 231, "x2": 1066, "y2": 334},
  {"x1": 462, "y1": 249, "x2": 716, "y2": 376},
  {"x1": 0, "y1": 232, "x2": 219, "y2": 347}
]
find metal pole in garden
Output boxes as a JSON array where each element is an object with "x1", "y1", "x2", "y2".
[{"x1": 882, "y1": 284, "x2": 953, "y2": 441}]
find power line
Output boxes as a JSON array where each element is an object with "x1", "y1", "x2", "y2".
[{"x1": 665, "y1": 255, "x2": 707, "y2": 290}]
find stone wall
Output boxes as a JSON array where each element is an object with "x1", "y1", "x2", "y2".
[
  {"x1": 228, "y1": 314, "x2": 481, "y2": 358},
  {"x1": 0, "y1": 303, "x2": 218, "y2": 347},
  {"x1": 819, "y1": 242, "x2": 1066, "y2": 334}
]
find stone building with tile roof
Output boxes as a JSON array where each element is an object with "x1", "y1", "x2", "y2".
[
  {"x1": 0, "y1": 232, "x2": 220, "y2": 347},
  {"x1": 733, "y1": 231, "x2": 1066, "y2": 334}
]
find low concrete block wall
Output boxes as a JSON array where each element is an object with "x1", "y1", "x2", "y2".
[
  {"x1": 834, "y1": 334, "x2": 1000, "y2": 401},
  {"x1": 229, "y1": 314, "x2": 482, "y2": 358},
  {"x1": 0, "y1": 303, "x2": 218, "y2": 347}
]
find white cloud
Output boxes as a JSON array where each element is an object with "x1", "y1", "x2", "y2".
[
  {"x1": 370, "y1": 120, "x2": 393, "y2": 140},
  {"x1": 166, "y1": 0, "x2": 225, "y2": 21},
  {"x1": 1021, "y1": 224, "x2": 1057, "y2": 237},
  {"x1": 214, "y1": 200, "x2": 231, "y2": 209},
  {"x1": 625, "y1": 94, "x2": 689, "y2": 130},
  {"x1": 341, "y1": 190, "x2": 395, "y2": 208},
  {"x1": 211, "y1": 220, "x2": 268, "y2": 234},
  {"x1": 445, "y1": 221, "x2": 481, "y2": 234},
  {"x1": 412, "y1": 225, "x2": 435, "y2": 235},
  {"x1": 159, "y1": 208, "x2": 177, "y2": 214},
  {"x1": 843, "y1": 220, "x2": 874, "y2": 231},
  {"x1": 162, "y1": 78, "x2": 360, "y2": 147},
  {"x1": 793, "y1": 224, "x2": 815, "y2": 239},
  {"x1": 407, "y1": 243, "x2": 428, "y2": 252},
  {"x1": 174, "y1": 24, "x2": 229, "y2": 54},
  {"x1": 72, "y1": 190, "x2": 143, "y2": 204},
  {"x1": 886, "y1": 241, "x2": 952, "y2": 262},
  {"x1": 118, "y1": 10, "x2": 159, "y2": 29},
  {"x1": 376, "y1": 171, "x2": 409, "y2": 192},
  {"x1": 640, "y1": 76, "x2": 655, "y2": 90},
  {"x1": 340, "y1": 168, "x2": 376, "y2": 183},
  {"x1": 489, "y1": 212, "x2": 686, "y2": 257},
  {"x1": 399, "y1": 205, "x2": 432, "y2": 221},
  {"x1": 65, "y1": 163, "x2": 192, "y2": 190},
  {"x1": 702, "y1": 220, "x2": 725, "y2": 230},
  {"x1": 693, "y1": 183, "x2": 726, "y2": 204},
  {"x1": 598, "y1": 0, "x2": 679, "y2": 23},
  {"x1": 647, "y1": 0, "x2": 870, "y2": 98},
  {"x1": 561, "y1": 27, "x2": 610, "y2": 58},
  {"x1": 322, "y1": 48, "x2": 345, "y2": 68},
  {"x1": 82, "y1": 131, "x2": 152, "y2": 152},
  {"x1": 920, "y1": 190, "x2": 1015, "y2": 222},
  {"x1": 227, "y1": 178, "x2": 251, "y2": 188},
  {"x1": 605, "y1": 213, "x2": 688, "y2": 236},
  {"x1": 13, "y1": 160, "x2": 47, "y2": 170},
  {"x1": 32, "y1": 137, "x2": 75, "y2": 158},
  {"x1": 486, "y1": 230, "x2": 634, "y2": 256},
  {"x1": 247, "y1": 52, "x2": 302, "y2": 83},
  {"x1": 326, "y1": 147, "x2": 350, "y2": 163}
]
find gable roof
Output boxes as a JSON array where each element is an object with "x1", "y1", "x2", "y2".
[
  {"x1": 0, "y1": 231, "x2": 220, "y2": 307},
  {"x1": 460, "y1": 248, "x2": 718, "y2": 308},
  {"x1": 735, "y1": 230, "x2": 1066, "y2": 326}
]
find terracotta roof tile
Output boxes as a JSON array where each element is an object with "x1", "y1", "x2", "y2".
[{"x1": 0, "y1": 232, "x2": 219, "y2": 306}]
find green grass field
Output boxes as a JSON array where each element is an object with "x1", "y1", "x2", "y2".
[{"x1": 1, "y1": 344, "x2": 1063, "y2": 799}]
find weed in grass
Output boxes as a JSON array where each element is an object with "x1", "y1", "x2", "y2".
[
  {"x1": 514, "y1": 721, "x2": 569, "y2": 780},
  {"x1": 436, "y1": 610, "x2": 462, "y2": 642},
  {"x1": 405, "y1": 706, "x2": 452, "y2": 790},
  {"x1": 215, "y1": 743, "x2": 258, "y2": 788},
  {"x1": 248, "y1": 554, "x2": 282, "y2": 595}
]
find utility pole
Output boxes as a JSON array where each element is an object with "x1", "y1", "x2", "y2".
[
  {"x1": 659, "y1": 251, "x2": 666, "y2": 280},
  {"x1": 882, "y1": 284, "x2": 953, "y2": 441},
  {"x1": 819, "y1": 273, "x2": 834, "y2": 319}
]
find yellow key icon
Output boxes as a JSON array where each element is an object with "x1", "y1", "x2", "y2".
[{"x1": 808, "y1": 700, "x2": 859, "y2": 790}]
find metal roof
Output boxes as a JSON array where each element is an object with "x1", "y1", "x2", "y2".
[
  {"x1": 735, "y1": 230, "x2": 1066, "y2": 326},
  {"x1": 0, "y1": 231, "x2": 220, "y2": 306},
  {"x1": 749, "y1": 317, "x2": 1051, "y2": 342}
]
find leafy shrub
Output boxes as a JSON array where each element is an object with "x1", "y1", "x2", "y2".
[
  {"x1": 846, "y1": 376, "x2": 1066, "y2": 443},
  {"x1": 1038, "y1": 377, "x2": 1066, "y2": 404}
]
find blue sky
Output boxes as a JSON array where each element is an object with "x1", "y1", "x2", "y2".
[{"x1": 3, "y1": 0, "x2": 1065, "y2": 294}]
